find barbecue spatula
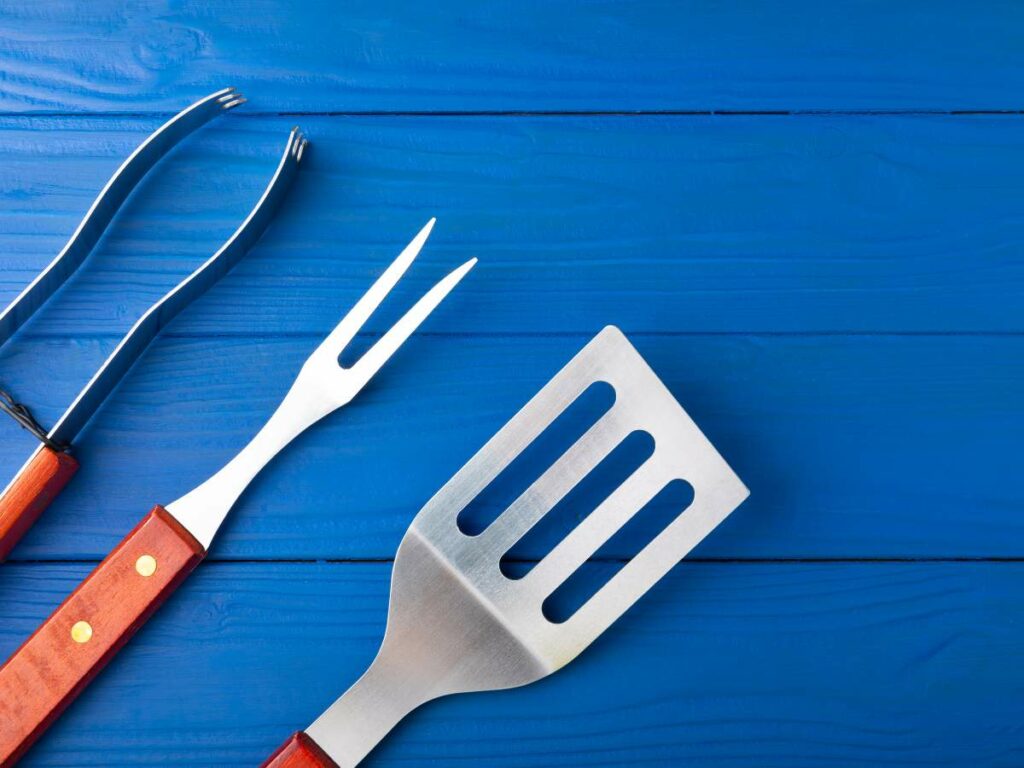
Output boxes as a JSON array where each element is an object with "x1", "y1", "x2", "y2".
[
  {"x1": 262, "y1": 326, "x2": 749, "y2": 767},
  {"x1": 0, "y1": 220, "x2": 475, "y2": 766}
]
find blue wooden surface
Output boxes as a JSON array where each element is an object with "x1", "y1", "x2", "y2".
[
  {"x1": 3, "y1": 562, "x2": 1023, "y2": 766},
  {"x1": 2, "y1": 1, "x2": 1024, "y2": 112},
  {"x1": 0, "y1": 2, "x2": 1020, "y2": 766}
]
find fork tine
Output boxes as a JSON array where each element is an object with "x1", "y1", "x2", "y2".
[
  {"x1": 320, "y1": 219, "x2": 437, "y2": 358},
  {"x1": 351, "y1": 256, "x2": 477, "y2": 384}
]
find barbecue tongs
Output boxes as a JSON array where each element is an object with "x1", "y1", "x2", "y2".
[{"x1": 0, "y1": 88, "x2": 307, "y2": 560}]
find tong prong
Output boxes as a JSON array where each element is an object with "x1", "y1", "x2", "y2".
[
  {"x1": 45, "y1": 125, "x2": 308, "y2": 447},
  {"x1": 0, "y1": 88, "x2": 245, "y2": 347},
  {"x1": 217, "y1": 88, "x2": 246, "y2": 110},
  {"x1": 296, "y1": 136, "x2": 309, "y2": 162}
]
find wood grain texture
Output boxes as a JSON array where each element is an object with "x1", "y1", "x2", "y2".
[
  {"x1": 261, "y1": 733, "x2": 337, "y2": 768},
  {"x1": 0, "y1": 447, "x2": 78, "y2": 561},
  {"x1": 0, "y1": 507, "x2": 204, "y2": 765},
  {"x1": 0, "y1": 334, "x2": 1018, "y2": 560},
  {"x1": 0, "y1": 1, "x2": 1023, "y2": 112},
  {"x1": 0, "y1": 115, "x2": 1023, "y2": 335},
  {"x1": 0, "y1": 561, "x2": 1020, "y2": 767}
]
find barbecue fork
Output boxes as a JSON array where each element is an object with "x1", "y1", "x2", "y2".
[
  {"x1": 0, "y1": 89, "x2": 306, "y2": 560},
  {"x1": 262, "y1": 326, "x2": 749, "y2": 767},
  {"x1": 0, "y1": 220, "x2": 475, "y2": 766}
]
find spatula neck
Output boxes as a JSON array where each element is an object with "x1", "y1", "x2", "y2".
[
  {"x1": 305, "y1": 647, "x2": 428, "y2": 767},
  {"x1": 166, "y1": 378, "x2": 331, "y2": 549}
]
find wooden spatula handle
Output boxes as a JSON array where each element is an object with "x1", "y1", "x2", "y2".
[
  {"x1": 0, "y1": 447, "x2": 79, "y2": 561},
  {"x1": 262, "y1": 732, "x2": 339, "y2": 768},
  {"x1": 0, "y1": 505, "x2": 204, "y2": 765}
]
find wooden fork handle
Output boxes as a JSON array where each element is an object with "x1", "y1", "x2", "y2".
[
  {"x1": 262, "y1": 732, "x2": 339, "y2": 768},
  {"x1": 0, "y1": 447, "x2": 79, "y2": 561},
  {"x1": 0, "y1": 505, "x2": 204, "y2": 765}
]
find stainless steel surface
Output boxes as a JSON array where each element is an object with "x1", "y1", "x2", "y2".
[
  {"x1": 0, "y1": 88, "x2": 244, "y2": 347},
  {"x1": 167, "y1": 219, "x2": 476, "y2": 549},
  {"x1": 305, "y1": 326, "x2": 749, "y2": 766}
]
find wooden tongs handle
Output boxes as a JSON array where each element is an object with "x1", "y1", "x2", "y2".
[{"x1": 0, "y1": 447, "x2": 79, "y2": 561}]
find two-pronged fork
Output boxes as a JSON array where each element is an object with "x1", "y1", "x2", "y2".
[{"x1": 0, "y1": 220, "x2": 475, "y2": 766}]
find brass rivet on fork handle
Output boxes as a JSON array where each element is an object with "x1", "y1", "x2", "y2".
[
  {"x1": 69, "y1": 622, "x2": 92, "y2": 644},
  {"x1": 135, "y1": 555, "x2": 157, "y2": 577}
]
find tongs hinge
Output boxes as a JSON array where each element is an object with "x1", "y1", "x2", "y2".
[{"x1": 0, "y1": 388, "x2": 68, "y2": 453}]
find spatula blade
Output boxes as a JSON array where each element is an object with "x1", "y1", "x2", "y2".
[{"x1": 412, "y1": 325, "x2": 749, "y2": 666}]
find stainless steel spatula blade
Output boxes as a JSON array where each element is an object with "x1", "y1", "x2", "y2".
[
  {"x1": 269, "y1": 326, "x2": 749, "y2": 768},
  {"x1": 411, "y1": 325, "x2": 749, "y2": 661}
]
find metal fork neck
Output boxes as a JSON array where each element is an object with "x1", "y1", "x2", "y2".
[{"x1": 166, "y1": 376, "x2": 332, "y2": 550}]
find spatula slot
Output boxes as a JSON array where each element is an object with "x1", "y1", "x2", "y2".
[
  {"x1": 498, "y1": 430, "x2": 654, "y2": 578},
  {"x1": 540, "y1": 478, "x2": 695, "y2": 623},
  {"x1": 456, "y1": 381, "x2": 616, "y2": 536}
]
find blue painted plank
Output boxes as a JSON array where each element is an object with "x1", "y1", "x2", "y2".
[
  {"x1": 1, "y1": 115, "x2": 1023, "y2": 335},
  {"x1": 2, "y1": 561, "x2": 1021, "y2": 766},
  {"x1": 1, "y1": 1, "x2": 1024, "y2": 113},
  {"x1": 0, "y1": 334, "x2": 1018, "y2": 560}
]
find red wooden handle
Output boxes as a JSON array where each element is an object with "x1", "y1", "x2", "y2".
[
  {"x1": 0, "y1": 447, "x2": 79, "y2": 561},
  {"x1": 262, "y1": 733, "x2": 339, "y2": 768},
  {"x1": 0, "y1": 505, "x2": 204, "y2": 765}
]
